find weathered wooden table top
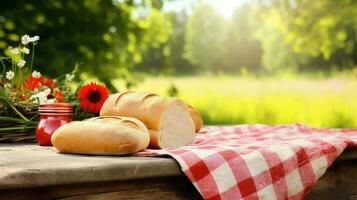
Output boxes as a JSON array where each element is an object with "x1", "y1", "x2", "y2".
[
  {"x1": 0, "y1": 144, "x2": 357, "y2": 200},
  {"x1": 0, "y1": 144, "x2": 181, "y2": 189}
]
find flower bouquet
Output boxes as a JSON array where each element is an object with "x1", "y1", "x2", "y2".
[{"x1": 0, "y1": 34, "x2": 109, "y2": 142}]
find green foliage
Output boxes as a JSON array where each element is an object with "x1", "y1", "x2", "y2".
[
  {"x1": 183, "y1": 3, "x2": 228, "y2": 70},
  {"x1": 0, "y1": 0, "x2": 171, "y2": 90},
  {"x1": 167, "y1": 83, "x2": 178, "y2": 97},
  {"x1": 1, "y1": 0, "x2": 356, "y2": 77},
  {"x1": 222, "y1": 4, "x2": 263, "y2": 71},
  {"x1": 136, "y1": 11, "x2": 194, "y2": 74},
  {"x1": 254, "y1": 9, "x2": 309, "y2": 71},
  {"x1": 131, "y1": 9, "x2": 173, "y2": 74},
  {"x1": 165, "y1": 11, "x2": 194, "y2": 72},
  {"x1": 179, "y1": 1, "x2": 357, "y2": 73},
  {"x1": 258, "y1": 0, "x2": 357, "y2": 69}
]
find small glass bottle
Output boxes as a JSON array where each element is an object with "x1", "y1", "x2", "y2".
[{"x1": 36, "y1": 103, "x2": 73, "y2": 146}]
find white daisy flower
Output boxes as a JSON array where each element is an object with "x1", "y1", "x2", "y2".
[
  {"x1": 21, "y1": 35, "x2": 40, "y2": 45},
  {"x1": 32, "y1": 70, "x2": 41, "y2": 78},
  {"x1": 21, "y1": 35, "x2": 31, "y2": 45},
  {"x1": 5, "y1": 71, "x2": 15, "y2": 80},
  {"x1": 65, "y1": 74, "x2": 75, "y2": 81},
  {"x1": 8, "y1": 46, "x2": 20, "y2": 55},
  {"x1": 30, "y1": 35, "x2": 40, "y2": 43},
  {"x1": 17, "y1": 60, "x2": 26, "y2": 68},
  {"x1": 4, "y1": 83, "x2": 11, "y2": 88},
  {"x1": 21, "y1": 47, "x2": 30, "y2": 54}
]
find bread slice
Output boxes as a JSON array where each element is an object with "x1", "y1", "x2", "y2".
[
  {"x1": 100, "y1": 92, "x2": 195, "y2": 148},
  {"x1": 51, "y1": 116, "x2": 150, "y2": 155}
]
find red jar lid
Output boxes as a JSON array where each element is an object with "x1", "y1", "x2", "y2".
[{"x1": 39, "y1": 103, "x2": 73, "y2": 114}]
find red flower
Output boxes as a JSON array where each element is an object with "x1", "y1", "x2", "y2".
[
  {"x1": 24, "y1": 75, "x2": 55, "y2": 91},
  {"x1": 77, "y1": 82, "x2": 109, "y2": 113},
  {"x1": 53, "y1": 89, "x2": 64, "y2": 102}
]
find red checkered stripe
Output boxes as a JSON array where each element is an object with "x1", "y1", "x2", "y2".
[{"x1": 137, "y1": 124, "x2": 357, "y2": 200}]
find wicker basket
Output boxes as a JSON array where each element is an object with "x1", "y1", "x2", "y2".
[
  {"x1": 0, "y1": 105, "x2": 38, "y2": 143},
  {"x1": 0, "y1": 131, "x2": 36, "y2": 143}
]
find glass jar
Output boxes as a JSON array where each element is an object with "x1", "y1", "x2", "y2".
[{"x1": 36, "y1": 103, "x2": 73, "y2": 146}]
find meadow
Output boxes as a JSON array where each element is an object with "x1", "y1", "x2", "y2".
[{"x1": 114, "y1": 74, "x2": 357, "y2": 128}]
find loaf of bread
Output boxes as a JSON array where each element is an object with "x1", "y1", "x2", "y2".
[
  {"x1": 100, "y1": 92, "x2": 195, "y2": 148},
  {"x1": 188, "y1": 105, "x2": 203, "y2": 132},
  {"x1": 51, "y1": 116, "x2": 150, "y2": 155}
]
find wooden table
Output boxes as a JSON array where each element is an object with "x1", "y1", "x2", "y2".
[{"x1": 0, "y1": 144, "x2": 356, "y2": 200}]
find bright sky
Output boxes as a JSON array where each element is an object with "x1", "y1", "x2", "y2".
[{"x1": 163, "y1": 0, "x2": 248, "y2": 18}]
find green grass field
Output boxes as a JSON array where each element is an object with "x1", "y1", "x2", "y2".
[{"x1": 113, "y1": 75, "x2": 357, "y2": 128}]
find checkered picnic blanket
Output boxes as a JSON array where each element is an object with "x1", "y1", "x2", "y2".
[{"x1": 137, "y1": 124, "x2": 357, "y2": 200}]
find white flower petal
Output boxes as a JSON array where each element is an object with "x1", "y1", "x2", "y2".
[
  {"x1": 21, "y1": 34, "x2": 40, "y2": 45},
  {"x1": 30, "y1": 35, "x2": 40, "y2": 42},
  {"x1": 21, "y1": 47, "x2": 30, "y2": 54},
  {"x1": 8, "y1": 46, "x2": 20, "y2": 55},
  {"x1": 5, "y1": 71, "x2": 15, "y2": 80},
  {"x1": 17, "y1": 60, "x2": 26, "y2": 68},
  {"x1": 65, "y1": 74, "x2": 75, "y2": 81},
  {"x1": 32, "y1": 70, "x2": 42, "y2": 78},
  {"x1": 21, "y1": 35, "x2": 31, "y2": 45}
]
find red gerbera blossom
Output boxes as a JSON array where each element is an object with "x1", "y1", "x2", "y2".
[{"x1": 77, "y1": 82, "x2": 109, "y2": 113}]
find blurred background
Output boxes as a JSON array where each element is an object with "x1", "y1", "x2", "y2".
[{"x1": 1, "y1": 0, "x2": 357, "y2": 127}]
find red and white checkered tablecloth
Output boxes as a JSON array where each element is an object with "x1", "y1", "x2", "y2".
[{"x1": 136, "y1": 124, "x2": 357, "y2": 200}]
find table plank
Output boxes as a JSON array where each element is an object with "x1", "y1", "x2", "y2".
[
  {"x1": 0, "y1": 177, "x2": 203, "y2": 200},
  {"x1": 0, "y1": 144, "x2": 181, "y2": 189}
]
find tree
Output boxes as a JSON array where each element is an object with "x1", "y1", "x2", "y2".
[
  {"x1": 183, "y1": 3, "x2": 228, "y2": 70},
  {"x1": 254, "y1": 9, "x2": 308, "y2": 71},
  {"x1": 258, "y1": 0, "x2": 357, "y2": 69},
  {"x1": 166, "y1": 11, "x2": 194, "y2": 73},
  {"x1": 222, "y1": 4, "x2": 263, "y2": 71},
  {"x1": 0, "y1": 0, "x2": 171, "y2": 90},
  {"x1": 132, "y1": 9, "x2": 173, "y2": 74}
]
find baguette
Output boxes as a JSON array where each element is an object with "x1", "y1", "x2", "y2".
[
  {"x1": 51, "y1": 116, "x2": 150, "y2": 155},
  {"x1": 100, "y1": 92, "x2": 195, "y2": 148}
]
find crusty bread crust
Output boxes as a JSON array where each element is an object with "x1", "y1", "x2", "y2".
[
  {"x1": 100, "y1": 92, "x2": 196, "y2": 148},
  {"x1": 100, "y1": 92, "x2": 179, "y2": 130},
  {"x1": 148, "y1": 129, "x2": 160, "y2": 148},
  {"x1": 51, "y1": 116, "x2": 150, "y2": 155},
  {"x1": 100, "y1": 92, "x2": 203, "y2": 132},
  {"x1": 188, "y1": 105, "x2": 203, "y2": 132}
]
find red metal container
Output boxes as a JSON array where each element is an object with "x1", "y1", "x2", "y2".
[{"x1": 36, "y1": 103, "x2": 73, "y2": 146}]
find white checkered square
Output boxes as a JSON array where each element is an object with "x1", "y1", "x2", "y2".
[
  {"x1": 210, "y1": 162, "x2": 237, "y2": 193},
  {"x1": 310, "y1": 156, "x2": 328, "y2": 179},
  {"x1": 190, "y1": 149, "x2": 218, "y2": 159},
  {"x1": 285, "y1": 169, "x2": 304, "y2": 196},
  {"x1": 291, "y1": 139, "x2": 314, "y2": 147},
  {"x1": 257, "y1": 185, "x2": 277, "y2": 200},
  {"x1": 270, "y1": 147, "x2": 295, "y2": 161},
  {"x1": 241, "y1": 151, "x2": 269, "y2": 176}
]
